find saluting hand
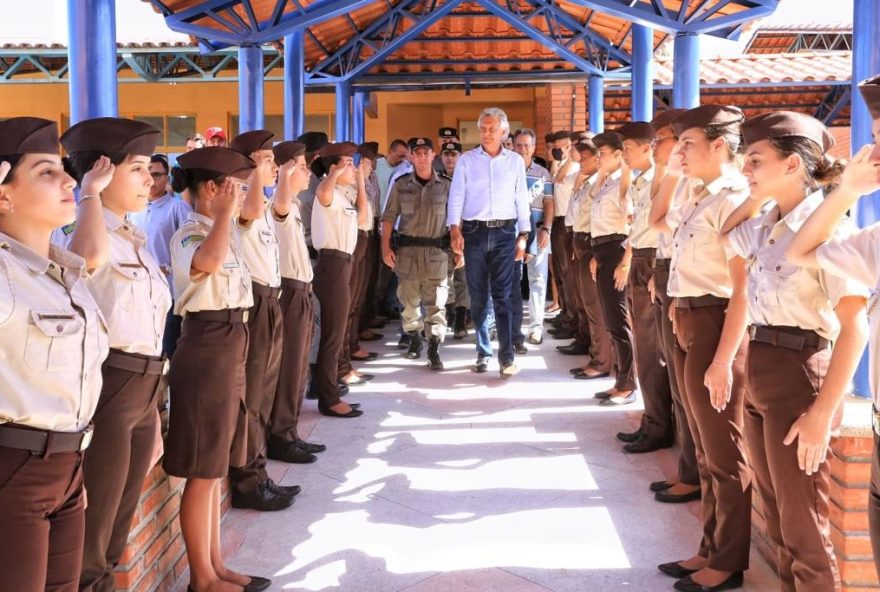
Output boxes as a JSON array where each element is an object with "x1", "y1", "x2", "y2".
[
  {"x1": 211, "y1": 178, "x2": 239, "y2": 220},
  {"x1": 704, "y1": 361, "x2": 733, "y2": 412},
  {"x1": 784, "y1": 407, "x2": 832, "y2": 476},
  {"x1": 0, "y1": 161, "x2": 11, "y2": 185},
  {"x1": 357, "y1": 158, "x2": 372, "y2": 182},
  {"x1": 81, "y1": 155, "x2": 115, "y2": 197},
  {"x1": 840, "y1": 144, "x2": 880, "y2": 196}
]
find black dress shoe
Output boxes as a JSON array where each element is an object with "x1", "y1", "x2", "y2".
[
  {"x1": 570, "y1": 366, "x2": 588, "y2": 374},
  {"x1": 623, "y1": 435, "x2": 675, "y2": 454},
  {"x1": 356, "y1": 373, "x2": 375, "y2": 381},
  {"x1": 308, "y1": 385, "x2": 350, "y2": 400},
  {"x1": 557, "y1": 343, "x2": 589, "y2": 355},
  {"x1": 593, "y1": 390, "x2": 613, "y2": 400},
  {"x1": 296, "y1": 439, "x2": 327, "y2": 453},
  {"x1": 658, "y1": 561, "x2": 699, "y2": 579},
  {"x1": 352, "y1": 352, "x2": 379, "y2": 362},
  {"x1": 650, "y1": 480, "x2": 674, "y2": 492},
  {"x1": 513, "y1": 342, "x2": 528, "y2": 355},
  {"x1": 319, "y1": 406, "x2": 364, "y2": 418},
  {"x1": 655, "y1": 487, "x2": 702, "y2": 504},
  {"x1": 360, "y1": 332, "x2": 384, "y2": 342},
  {"x1": 616, "y1": 429, "x2": 642, "y2": 443},
  {"x1": 674, "y1": 571, "x2": 744, "y2": 592},
  {"x1": 244, "y1": 575, "x2": 272, "y2": 592},
  {"x1": 549, "y1": 329, "x2": 576, "y2": 340},
  {"x1": 231, "y1": 481, "x2": 295, "y2": 512},
  {"x1": 267, "y1": 438, "x2": 317, "y2": 464},
  {"x1": 265, "y1": 479, "x2": 302, "y2": 497},
  {"x1": 575, "y1": 371, "x2": 610, "y2": 380},
  {"x1": 473, "y1": 356, "x2": 490, "y2": 373}
]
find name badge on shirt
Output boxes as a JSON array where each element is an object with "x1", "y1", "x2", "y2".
[
  {"x1": 181, "y1": 235, "x2": 205, "y2": 247},
  {"x1": 61, "y1": 222, "x2": 77, "y2": 236},
  {"x1": 223, "y1": 261, "x2": 239, "y2": 270}
]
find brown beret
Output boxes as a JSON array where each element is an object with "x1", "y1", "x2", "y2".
[
  {"x1": 176, "y1": 147, "x2": 256, "y2": 181},
  {"x1": 617, "y1": 122, "x2": 654, "y2": 142},
  {"x1": 574, "y1": 139, "x2": 598, "y2": 154},
  {"x1": 61, "y1": 117, "x2": 160, "y2": 157},
  {"x1": 859, "y1": 74, "x2": 880, "y2": 120},
  {"x1": 650, "y1": 109, "x2": 687, "y2": 134},
  {"x1": 671, "y1": 105, "x2": 744, "y2": 137},
  {"x1": 550, "y1": 130, "x2": 572, "y2": 142},
  {"x1": 742, "y1": 111, "x2": 835, "y2": 153},
  {"x1": 0, "y1": 117, "x2": 59, "y2": 156},
  {"x1": 592, "y1": 131, "x2": 624, "y2": 151},
  {"x1": 296, "y1": 131, "x2": 329, "y2": 154},
  {"x1": 272, "y1": 141, "x2": 306, "y2": 166},
  {"x1": 570, "y1": 131, "x2": 593, "y2": 143},
  {"x1": 229, "y1": 130, "x2": 274, "y2": 155},
  {"x1": 357, "y1": 142, "x2": 380, "y2": 160},
  {"x1": 317, "y1": 141, "x2": 358, "y2": 158}
]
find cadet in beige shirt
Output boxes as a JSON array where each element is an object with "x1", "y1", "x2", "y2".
[
  {"x1": 162, "y1": 147, "x2": 274, "y2": 592},
  {"x1": 59, "y1": 117, "x2": 174, "y2": 592},
  {"x1": 547, "y1": 130, "x2": 580, "y2": 338},
  {"x1": 0, "y1": 117, "x2": 109, "y2": 592}
]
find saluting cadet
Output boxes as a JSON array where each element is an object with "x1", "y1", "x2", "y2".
[
  {"x1": 787, "y1": 74, "x2": 880, "y2": 579},
  {"x1": 357, "y1": 142, "x2": 385, "y2": 346},
  {"x1": 59, "y1": 117, "x2": 172, "y2": 592},
  {"x1": 722, "y1": 111, "x2": 869, "y2": 592},
  {"x1": 656, "y1": 106, "x2": 752, "y2": 592},
  {"x1": 0, "y1": 117, "x2": 108, "y2": 591},
  {"x1": 227, "y1": 130, "x2": 298, "y2": 512}
]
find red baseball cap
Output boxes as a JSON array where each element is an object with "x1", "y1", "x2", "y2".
[{"x1": 205, "y1": 126, "x2": 226, "y2": 141}]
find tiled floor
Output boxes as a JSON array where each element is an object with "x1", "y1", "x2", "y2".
[{"x1": 175, "y1": 324, "x2": 779, "y2": 592}]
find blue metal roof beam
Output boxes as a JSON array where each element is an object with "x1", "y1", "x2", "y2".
[{"x1": 525, "y1": 0, "x2": 630, "y2": 66}]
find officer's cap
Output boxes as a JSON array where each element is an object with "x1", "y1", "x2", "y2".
[
  {"x1": 441, "y1": 142, "x2": 462, "y2": 154},
  {"x1": 408, "y1": 137, "x2": 434, "y2": 151},
  {"x1": 438, "y1": 127, "x2": 458, "y2": 138}
]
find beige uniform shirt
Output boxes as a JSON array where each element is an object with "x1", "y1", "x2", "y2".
[
  {"x1": 816, "y1": 222, "x2": 880, "y2": 406},
  {"x1": 86, "y1": 209, "x2": 171, "y2": 356},
  {"x1": 571, "y1": 174, "x2": 596, "y2": 234},
  {"x1": 237, "y1": 201, "x2": 282, "y2": 288},
  {"x1": 555, "y1": 161, "x2": 580, "y2": 225},
  {"x1": 656, "y1": 178, "x2": 688, "y2": 260},
  {"x1": 0, "y1": 233, "x2": 108, "y2": 432},
  {"x1": 729, "y1": 190, "x2": 867, "y2": 340},
  {"x1": 628, "y1": 167, "x2": 659, "y2": 249},
  {"x1": 667, "y1": 173, "x2": 748, "y2": 298},
  {"x1": 311, "y1": 184, "x2": 358, "y2": 254},
  {"x1": 589, "y1": 169, "x2": 630, "y2": 238},
  {"x1": 274, "y1": 199, "x2": 314, "y2": 283},
  {"x1": 171, "y1": 212, "x2": 254, "y2": 316}
]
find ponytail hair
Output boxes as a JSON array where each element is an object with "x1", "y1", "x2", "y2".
[
  {"x1": 170, "y1": 166, "x2": 226, "y2": 197},
  {"x1": 768, "y1": 136, "x2": 845, "y2": 190},
  {"x1": 703, "y1": 124, "x2": 743, "y2": 162}
]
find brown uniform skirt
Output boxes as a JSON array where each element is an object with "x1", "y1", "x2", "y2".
[{"x1": 163, "y1": 311, "x2": 249, "y2": 479}]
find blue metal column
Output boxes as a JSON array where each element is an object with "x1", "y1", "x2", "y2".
[
  {"x1": 851, "y1": 0, "x2": 880, "y2": 398},
  {"x1": 283, "y1": 31, "x2": 305, "y2": 140},
  {"x1": 672, "y1": 33, "x2": 700, "y2": 109},
  {"x1": 335, "y1": 80, "x2": 351, "y2": 142},
  {"x1": 67, "y1": 0, "x2": 118, "y2": 123},
  {"x1": 352, "y1": 91, "x2": 366, "y2": 144},
  {"x1": 588, "y1": 75, "x2": 604, "y2": 133},
  {"x1": 238, "y1": 46, "x2": 265, "y2": 133},
  {"x1": 631, "y1": 24, "x2": 654, "y2": 121}
]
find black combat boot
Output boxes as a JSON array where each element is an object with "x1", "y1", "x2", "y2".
[
  {"x1": 427, "y1": 337, "x2": 443, "y2": 370},
  {"x1": 453, "y1": 307, "x2": 468, "y2": 340},
  {"x1": 405, "y1": 331, "x2": 423, "y2": 359}
]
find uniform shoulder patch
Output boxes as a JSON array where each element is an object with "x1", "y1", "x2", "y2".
[
  {"x1": 61, "y1": 222, "x2": 77, "y2": 236},
  {"x1": 180, "y1": 234, "x2": 205, "y2": 248}
]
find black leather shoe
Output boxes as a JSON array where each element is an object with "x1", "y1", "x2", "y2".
[
  {"x1": 570, "y1": 366, "x2": 589, "y2": 374},
  {"x1": 352, "y1": 352, "x2": 379, "y2": 362},
  {"x1": 356, "y1": 373, "x2": 375, "y2": 381},
  {"x1": 549, "y1": 328, "x2": 576, "y2": 339},
  {"x1": 244, "y1": 576, "x2": 272, "y2": 592},
  {"x1": 658, "y1": 561, "x2": 699, "y2": 579},
  {"x1": 513, "y1": 342, "x2": 528, "y2": 355},
  {"x1": 655, "y1": 487, "x2": 702, "y2": 504},
  {"x1": 308, "y1": 385, "x2": 350, "y2": 400},
  {"x1": 650, "y1": 480, "x2": 674, "y2": 493},
  {"x1": 575, "y1": 371, "x2": 610, "y2": 380},
  {"x1": 674, "y1": 571, "x2": 744, "y2": 591},
  {"x1": 265, "y1": 479, "x2": 301, "y2": 497},
  {"x1": 616, "y1": 429, "x2": 642, "y2": 443},
  {"x1": 296, "y1": 439, "x2": 326, "y2": 453},
  {"x1": 593, "y1": 390, "x2": 613, "y2": 400},
  {"x1": 319, "y1": 406, "x2": 364, "y2": 418},
  {"x1": 267, "y1": 438, "x2": 317, "y2": 464},
  {"x1": 231, "y1": 481, "x2": 295, "y2": 512},
  {"x1": 557, "y1": 343, "x2": 589, "y2": 355},
  {"x1": 473, "y1": 356, "x2": 490, "y2": 373},
  {"x1": 624, "y1": 435, "x2": 675, "y2": 454}
]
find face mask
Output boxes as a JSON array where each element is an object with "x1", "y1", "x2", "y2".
[{"x1": 551, "y1": 147, "x2": 564, "y2": 161}]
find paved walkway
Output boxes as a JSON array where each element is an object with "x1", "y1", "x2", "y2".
[{"x1": 177, "y1": 325, "x2": 779, "y2": 592}]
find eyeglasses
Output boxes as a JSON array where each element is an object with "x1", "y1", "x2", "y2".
[
  {"x1": 150, "y1": 172, "x2": 168, "y2": 179},
  {"x1": 654, "y1": 136, "x2": 676, "y2": 143}
]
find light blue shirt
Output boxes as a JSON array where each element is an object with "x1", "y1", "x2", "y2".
[
  {"x1": 129, "y1": 192, "x2": 192, "y2": 285},
  {"x1": 447, "y1": 146, "x2": 532, "y2": 233}
]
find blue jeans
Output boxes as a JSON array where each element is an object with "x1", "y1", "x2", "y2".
[
  {"x1": 479, "y1": 259, "x2": 524, "y2": 347},
  {"x1": 463, "y1": 221, "x2": 517, "y2": 364}
]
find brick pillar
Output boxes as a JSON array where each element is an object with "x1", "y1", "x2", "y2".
[{"x1": 536, "y1": 83, "x2": 588, "y2": 138}]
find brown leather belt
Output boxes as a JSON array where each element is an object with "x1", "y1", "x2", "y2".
[
  {"x1": 573, "y1": 232, "x2": 590, "y2": 241},
  {"x1": 187, "y1": 309, "x2": 249, "y2": 324},
  {"x1": 281, "y1": 277, "x2": 312, "y2": 293},
  {"x1": 632, "y1": 247, "x2": 656, "y2": 258},
  {"x1": 105, "y1": 349, "x2": 167, "y2": 376},
  {"x1": 319, "y1": 249, "x2": 353, "y2": 262},
  {"x1": 590, "y1": 233, "x2": 627, "y2": 247},
  {"x1": 463, "y1": 218, "x2": 516, "y2": 229},
  {"x1": 748, "y1": 325, "x2": 830, "y2": 352},
  {"x1": 675, "y1": 294, "x2": 729, "y2": 309},
  {"x1": 653, "y1": 258, "x2": 671, "y2": 271},
  {"x1": 252, "y1": 282, "x2": 282, "y2": 299},
  {"x1": 0, "y1": 423, "x2": 94, "y2": 456}
]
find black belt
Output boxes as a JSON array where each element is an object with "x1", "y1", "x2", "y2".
[
  {"x1": 675, "y1": 295, "x2": 729, "y2": 309},
  {"x1": 590, "y1": 233, "x2": 627, "y2": 246},
  {"x1": 187, "y1": 308, "x2": 250, "y2": 323},
  {"x1": 462, "y1": 218, "x2": 516, "y2": 229},
  {"x1": 307, "y1": 246, "x2": 319, "y2": 259},
  {"x1": 0, "y1": 423, "x2": 94, "y2": 456},
  {"x1": 553, "y1": 216, "x2": 566, "y2": 221},
  {"x1": 252, "y1": 282, "x2": 282, "y2": 299},
  {"x1": 105, "y1": 349, "x2": 167, "y2": 376},
  {"x1": 398, "y1": 234, "x2": 450, "y2": 249},
  {"x1": 281, "y1": 277, "x2": 312, "y2": 293},
  {"x1": 358, "y1": 230, "x2": 373, "y2": 238},
  {"x1": 319, "y1": 249, "x2": 353, "y2": 262},
  {"x1": 632, "y1": 247, "x2": 656, "y2": 258},
  {"x1": 573, "y1": 232, "x2": 590, "y2": 241},
  {"x1": 653, "y1": 258, "x2": 671, "y2": 271},
  {"x1": 748, "y1": 325, "x2": 830, "y2": 352}
]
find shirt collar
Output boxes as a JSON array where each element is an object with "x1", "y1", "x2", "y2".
[
  {"x1": 0, "y1": 231, "x2": 86, "y2": 276},
  {"x1": 151, "y1": 192, "x2": 173, "y2": 207},
  {"x1": 703, "y1": 171, "x2": 747, "y2": 196},
  {"x1": 761, "y1": 190, "x2": 825, "y2": 233},
  {"x1": 188, "y1": 211, "x2": 215, "y2": 229},
  {"x1": 587, "y1": 172, "x2": 599, "y2": 186},
  {"x1": 103, "y1": 207, "x2": 125, "y2": 231},
  {"x1": 607, "y1": 168, "x2": 622, "y2": 183},
  {"x1": 636, "y1": 166, "x2": 655, "y2": 186},
  {"x1": 477, "y1": 145, "x2": 511, "y2": 160}
]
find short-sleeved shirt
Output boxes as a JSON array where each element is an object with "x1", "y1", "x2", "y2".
[
  {"x1": 656, "y1": 178, "x2": 687, "y2": 260},
  {"x1": 729, "y1": 190, "x2": 868, "y2": 340},
  {"x1": 667, "y1": 173, "x2": 749, "y2": 298},
  {"x1": 84, "y1": 209, "x2": 171, "y2": 356},
  {"x1": 526, "y1": 162, "x2": 554, "y2": 212},
  {"x1": 0, "y1": 233, "x2": 108, "y2": 432},
  {"x1": 366, "y1": 171, "x2": 381, "y2": 221},
  {"x1": 170, "y1": 212, "x2": 253, "y2": 316},
  {"x1": 298, "y1": 175, "x2": 319, "y2": 248},
  {"x1": 312, "y1": 184, "x2": 359, "y2": 254},
  {"x1": 628, "y1": 167, "x2": 659, "y2": 249},
  {"x1": 274, "y1": 199, "x2": 314, "y2": 283},
  {"x1": 383, "y1": 171, "x2": 451, "y2": 239},
  {"x1": 554, "y1": 161, "x2": 580, "y2": 222},
  {"x1": 237, "y1": 200, "x2": 282, "y2": 288},
  {"x1": 572, "y1": 174, "x2": 597, "y2": 233},
  {"x1": 129, "y1": 192, "x2": 192, "y2": 285},
  {"x1": 589, "y1": 169, "x2": 630, "y2": 238}
]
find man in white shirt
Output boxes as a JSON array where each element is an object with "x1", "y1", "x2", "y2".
[{"x1": 448, "y1": 108, "x2": 532, "y2": 377}]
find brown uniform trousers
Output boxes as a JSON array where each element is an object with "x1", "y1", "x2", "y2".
[
  {"x1": 550, "y1": 217, "x2": 577, "y2": 330},
  {"x1": 0, "y1": 447, "x2": 85, "y2": 592},
  {"x1": 80, "y1": 353, "x2": 163, "y2": 592},
  {"x1": 592, "y1": 236, "x2": 636, "y2": 392},
  {"x1": 626, "y1": 249, "x2": 674, "y2": 443},
  {"x1": 269, "y1": 279, "x2": 314, "y2": 445},
  {"x1": 229, "y1": 283, "x2": 284, "y2": 494},
  {"x1": 359, "y1": 219, "x2": 381, "y2": 332},
  {"x1": 564, "y1": 228, "x2": 590, "y2": 345},
  {"x1": 653, "y1": 261, "x2": 699, "y2": 486},
  {"x1": 339, "y1": 231, "x2": 370, "y2": 379},
  {"x1": 870, "y1": 433, "x2": 880, "y2": 579},
  {"x1": 745, "y1": 338, "x2": 840, "y2": 592},
  {"x1": 674, "y1": 301, "x2": 752, "y2": 572},
  {"x1": 571, "y1": 232, "x2": 613, "y2": 372},
  {"x1": 313, "y1": 250, "x2": 353, "y2": 410}
]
